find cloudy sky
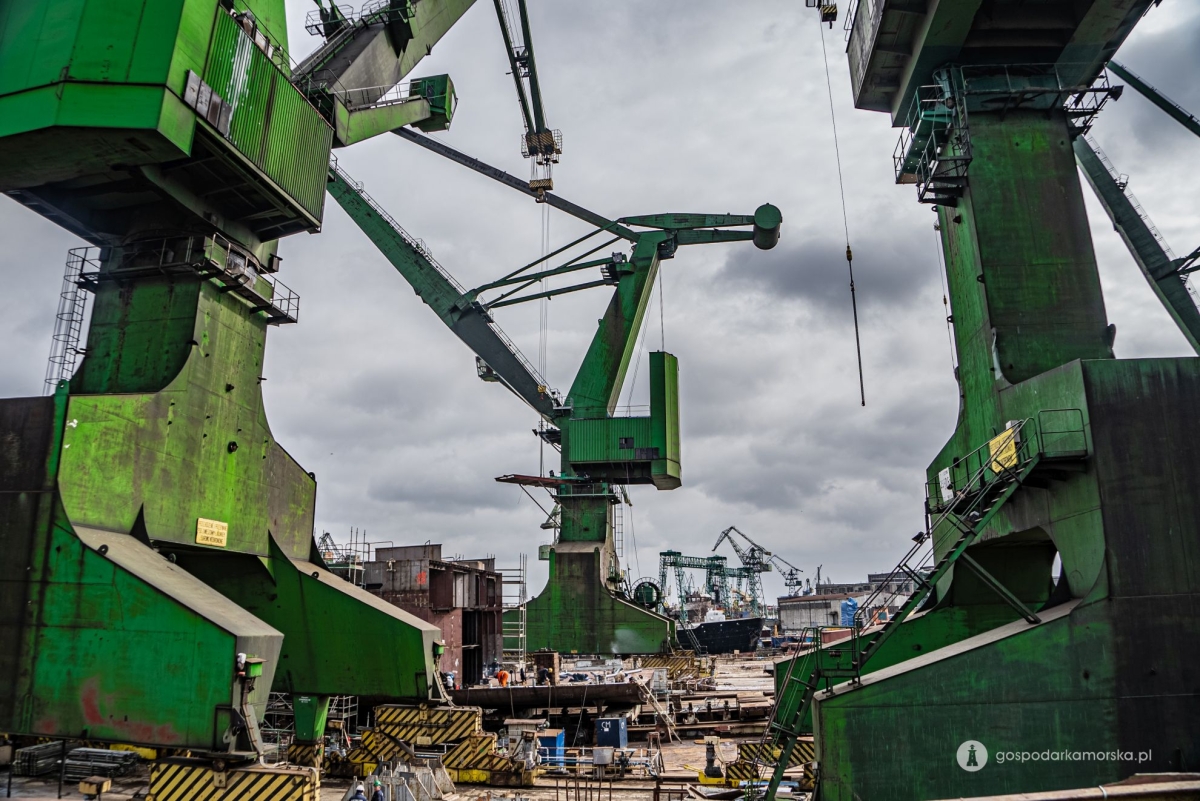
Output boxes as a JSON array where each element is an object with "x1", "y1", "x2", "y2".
[{"x1": 1, "y1": 2, "x2": 1197, "y2": 603}]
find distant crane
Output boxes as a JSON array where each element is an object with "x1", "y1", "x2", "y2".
[{"x1": 713, "y1": 526, "x2": 806, "y2": 612}]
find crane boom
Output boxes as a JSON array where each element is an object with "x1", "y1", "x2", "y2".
[
  {"x1": 395, "y1": 128, "x2": 635, "y2": 238},
  {"x1": 715, "y1": 525, "x2": 806, "y2": 598},
  {"x1": 1108, "y1": 61, "x2": 1200, "y2": 139},
  {"x1": 327, "y1": 161, "x2": 558, "y2": 421},
  {"x1": 491, "y1": 0, "x2": 560, "y2": 188},
  {"x1": 1074, "y1": 135, "x2": 1200, "y2": 354}
]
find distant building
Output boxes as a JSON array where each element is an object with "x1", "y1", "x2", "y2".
[
  {"x1": 777, "y1": 571, "x2": 918, "y2": 633},
  {"x1": 363, "y1": 544, "x2": 502, "y2": 686},
  {"x1": 778, "y1": 592, "x2": 869, "y2": 632}
]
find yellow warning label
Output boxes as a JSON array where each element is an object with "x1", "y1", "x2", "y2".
[
  {"x1": 988, "y1": 428, "x2": 1019, "y2": 473},
  {"x1": 196, "y1": 518, "x2": 229, "y2": 547}
]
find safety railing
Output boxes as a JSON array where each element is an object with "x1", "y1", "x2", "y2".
[
  {"x1": 1036, "y1": 408, "x2": 1088, "y2": 459},
  {"x1": 568, "y1": 404, "x2": 652, "y2": 420},
  {"x1": 819, "y1": 417, "x2": 1040, "y2": 642},
  {"x1": 535, "y1": 745, "x2": 659, "y2": 776},
  {"x1": 925, "y1": 410, "x2": 1087, "y2": 515},
  {"x1": 329, "y1": 155, "x2": 454, "y2": 289},
  {"x1": 1083, "y1": 134, "x2": 1196, "y2": 303},
  {"x1": 1086, "y1": 134, "x2": 1179, "y2": 261},
  {"x1": 893, "y1": 70, "x2": 973, "y2": 202},
  {"x1": 304, "y1": 5, "x2": 357, "y2": 35},
  {"x1": 926, "y1": 418, "x2": 1037, "y2": 512},
  {"x1": 336, "y1": 81, "x2": 420, "y2": 111}
]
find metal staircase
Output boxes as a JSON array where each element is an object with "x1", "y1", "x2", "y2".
[
  {"x1": 678, "y1": 623, "x2": 705, "y2": 655},
  {"x1": 756, "y1": 415, "x2": 1087, "y2": 797}
]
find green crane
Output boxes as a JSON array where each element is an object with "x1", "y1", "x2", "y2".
[
  {"x1": 658, "y1": 551, "x2": 735, "y2": 613},
  {"x1": 714, "y1": 525, "x2": 805, "y2": 603},
  {"x1": 712, "y1": 526, "x2": 773, "y2": 616},
  {"x1": 758, "y1": 4, "x2": 1200, "y2": 800},
  {"x1": 0, "y1": 0, "x2": 477, "y2": 767},
  {"x1": 329, "y1": 130, "x2": 782, "y2": 655}
]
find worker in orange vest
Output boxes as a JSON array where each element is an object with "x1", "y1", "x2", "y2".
[{"x1": 496, "y1": 667, "x2": 510, "y2": 687}]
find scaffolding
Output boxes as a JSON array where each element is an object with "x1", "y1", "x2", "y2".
[
  {"x1": 260, "y1": 692, "x2": 360, "y2": 760},
  {"x1": 501, "y1": 553, "x2": 528, "y2": 670},
  {"x1": 316, "y1": 528, "x2": 394, "y2": 586},
  {"x1": 612, "y1": 498, "x2": 624, "y2": 559}
]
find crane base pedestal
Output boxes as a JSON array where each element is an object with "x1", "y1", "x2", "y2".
[{"x1": 521, "y1": 543, "x2": 674, "y2": 655}]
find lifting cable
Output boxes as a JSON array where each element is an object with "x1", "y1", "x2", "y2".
[
  {"x1": 538, "y1": 202, "x2": 551, "y2": 476},
  {"x1": 627, "y1": 502, "x2": 642, "y2": 580},
  {"x1": 932, "y1": 220, "x2": 957, "y2": 371},
  {"x1": 658, "y1": 262, "x2": 666, "y2": 352},
  {"x1": 817, "y1": 16, "x2": 866, "y2": 406}
]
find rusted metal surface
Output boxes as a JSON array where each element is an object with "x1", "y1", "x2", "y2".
[{"x1": 449, "y1": 682, "x2": 644, "y2": 708}]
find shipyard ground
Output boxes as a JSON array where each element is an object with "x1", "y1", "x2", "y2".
[
  {"x1": 1, "y1": 742, "x2": 766, "y2": 801},
  {"x1": 0, "y1": 656, "x2": 780, "y2": 801}
]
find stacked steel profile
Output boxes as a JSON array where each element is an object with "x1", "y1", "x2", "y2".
[
  {"x1": 762, "y1": 2, "x2": 1200, "y2": 800},
  {"x1": 0, "y1": 0, "x2": 476, "y2": 775}
]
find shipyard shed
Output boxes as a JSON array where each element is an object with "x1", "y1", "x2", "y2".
[
  {"x1": 364, "y1": 544, "x2": 503, "y2": 687},
  {"x1": 779, "y1": 592, "x2": 869, "y2": 633}
]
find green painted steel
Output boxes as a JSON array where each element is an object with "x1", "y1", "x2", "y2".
[
  {"x1": 410, "y1": 74, "x2": 457, "y2": 133},
  {"x1": 60, "y1": 275, "x2": 314, "y2": 557},
  {"x1": 649, "y1": 351, "x2": 680, "y2": 486},
  {"x1": 786, "y1": 3, "x2": 1200, "y2": 798},
  {"x1": 334, "y1": 96, "x2": 433, "y2": 146},
  {"x1": 1074, "y1": 135, "x2": 1200, "y2": 356},
  {"x1": 0, "y1": 0, "x2": 475, "y2": 753},
  {"x1": 0, "y1": 0, "x2": 328, "y2": 239},
  {"x1": 567, "y1": 417, "x2": 654, "y2": 464},
  {"x1": 291, "y1": 695, "x2": 330, "y2": 743},
  {"x1": 203, "y1": 9, "x2": 332, "y2": 219},
  {"x1": 521, "y1": 545, "x2": 676, "y2": 655},
  {"x1": 174, "y1": 536, "x2": 441, "y2": 699},
  {"x1": 0, "y1": 390, "x2": 283, "y2": 750},
  {"x1": 1107, "y1": 61, "x2": 1200, "y2": 139},
  {"x1": 563, "y1": 353, "x2": 679, "y2": 489}
]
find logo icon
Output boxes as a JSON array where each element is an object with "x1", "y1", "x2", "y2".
[{"x1": 957, "y1": 740, "x2": 988, "y2": 772}]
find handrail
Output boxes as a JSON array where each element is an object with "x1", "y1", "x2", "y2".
[
  {"x1": 869, "y1": 417, "x2": 1046, "y2": 629},
  {"x1": 328, "y1": 157, "x2": 460, "y2": 291}
]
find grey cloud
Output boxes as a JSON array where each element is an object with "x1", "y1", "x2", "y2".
[
  {"x1": 1, "y1": 1, "x2": 1196, "y2": 601},
  {"x1": 714, "y1": 222, "x2": 937, "y2": 316}
]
